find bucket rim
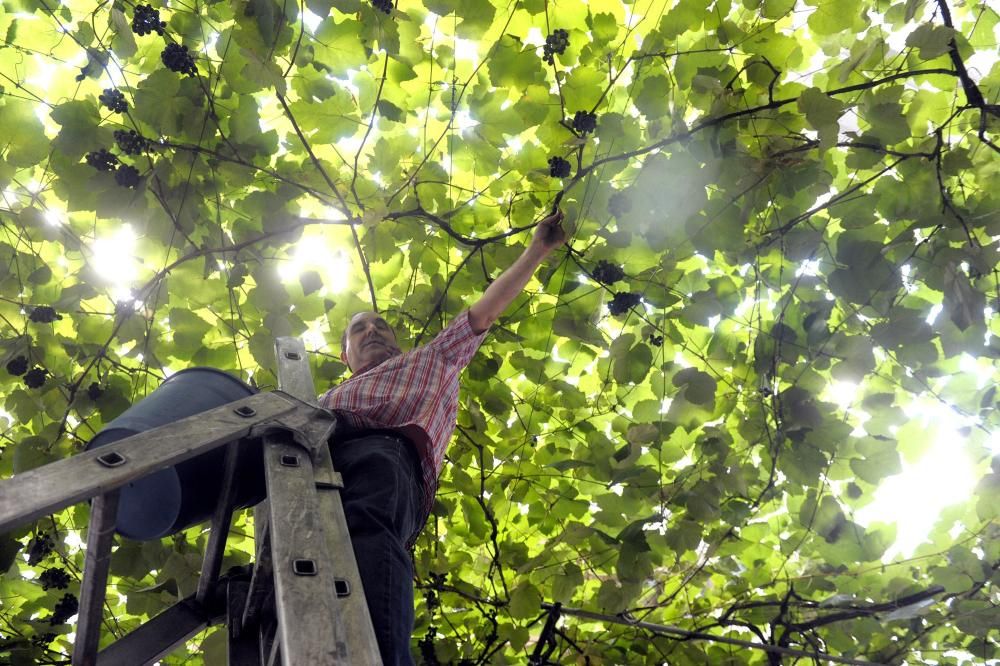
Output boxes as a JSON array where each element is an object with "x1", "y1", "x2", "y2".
[{"x1": 163, "y1": 366, "x2": 255, "y2": 391}]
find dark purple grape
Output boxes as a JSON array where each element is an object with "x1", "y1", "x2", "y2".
[
  {"x1": 608, "y1": 191, "x2": 632, "y2": 217},
  {"x1": 39, "y1": 568, "x2": 71, "y2": 591},
  {"x1": 87, "y1": 382, "x2": 104, "y2": 400},
  {"x1": 608, "y1": 292, "x2": 641, "y2": 316},
  {"x1": 50, "y1": 593, "x2": 79, "y2": 625},
  {"x1": 132, "y1": 4, "x2": 166, "y2": 36},
  {"x1": 27, "y1": 533, "x2": 54, "y2": 565},
  {"x1": 592, "y1": 260, "x2": 625, "y2": 285},
  {"x1": 114, "y1": 129, "x2": 146, "y2": 155},
  {"x1": 571, "y1": 110, "x2": 597, "y2": 134},
  {"x1": 6, "y1": 355, "x2": 28, "y2": 376},
  {"x1": 98, "y1": 89, "x2": 127, "y2": 113},
  {"x1": 161, "y1": 43, "x2": 197, "y2": 76},
  {"x1": 548, "y1": 156, "x2": 571, "y2": 178},
  {"x1": 372, "y1": 0, "x2": 392, "y2": 13},
  {"x1": 115, "y1": 164, "x2": 141, "y2": 188},
  {"x1": 85, "y1": 149, "x2": 119, "y2": 172},
  {"x1": 542, "y1": 29, "x2": 569, "y2": 64},
  {"x1": 417, "y1": 626, "x2": 439, "y2": 666},
  {"x1": 29, "y1": 306, "x2": 61, "y2": 323},
  {"x1": 24, "y1": 366, "x2": 47, "y2": 389}
]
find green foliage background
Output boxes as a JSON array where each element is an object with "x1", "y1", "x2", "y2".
[{"x1": 1, "y1": 0, "x2": 999, "y2": 661}]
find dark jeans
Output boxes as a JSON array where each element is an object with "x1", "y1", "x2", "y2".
[{"x1": 329, "y1": 432, "x2": 424, "y2": 666}]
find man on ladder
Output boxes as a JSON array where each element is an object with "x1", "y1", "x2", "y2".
[{"x1": 320, "y1": 210, "x2": 567, "y2": 664}]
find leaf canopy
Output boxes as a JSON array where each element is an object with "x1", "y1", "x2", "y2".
[{"x1": 0, "y1": 0, "x2": 999, "y2": 662}]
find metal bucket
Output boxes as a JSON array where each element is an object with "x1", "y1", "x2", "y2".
[{"x1": 85, "y1": 367, "x2": 266, "y2": 540}]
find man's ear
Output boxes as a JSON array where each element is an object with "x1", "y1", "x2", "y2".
[{"x1": 340, "y1": 350, "x2": 350, "y2": 371}]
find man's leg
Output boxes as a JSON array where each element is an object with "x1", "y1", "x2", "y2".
[{"x1": 329, "y1": 434, "x2": 423, "y2": 666}]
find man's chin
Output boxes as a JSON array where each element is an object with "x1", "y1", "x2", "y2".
[{"x1": 365, "y1": 348, "x2": 399, "y2": 364}]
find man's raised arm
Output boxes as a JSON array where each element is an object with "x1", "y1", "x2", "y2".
[{"x1": 467, "y1": 210, "x2": 568, "y2": 335}]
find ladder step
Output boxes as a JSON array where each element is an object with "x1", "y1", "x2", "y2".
[{"x1": 94, "y1": 595, "x2": 223, "y2": 665}]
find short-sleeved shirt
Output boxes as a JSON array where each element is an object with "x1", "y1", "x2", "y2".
[{"x1": 318, "y1": 309, "x2": 488, "y2": 522}]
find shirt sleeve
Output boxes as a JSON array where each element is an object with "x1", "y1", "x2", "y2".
[{"x1": 425, "y1": 309, "x2": 489, "y2": 368}]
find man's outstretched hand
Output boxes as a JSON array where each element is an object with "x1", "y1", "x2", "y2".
[
  {"x1": 530, "y1": 209, "x2": 568, "y2": 256},
  {"x1": 469, "y1": 209, "x2": 570, "y2": 334}
]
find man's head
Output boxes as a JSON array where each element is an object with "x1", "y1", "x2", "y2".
[{"x1": 340, "y1": 311, "x2": 402, "y2": 373}]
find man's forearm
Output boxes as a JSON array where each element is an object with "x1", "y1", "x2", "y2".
[{"x1": 468, "y1": 245, "x2": 550, "y2": 334}]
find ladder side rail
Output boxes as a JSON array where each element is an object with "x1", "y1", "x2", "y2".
[
  {"x1": 241, "y1": 519, "x2": 274, "y2": 631},
  {"x1": 196, "y1": 439, "x2": 243, "y2": 605},
  {"x1": 273, "y1": 336, "x2": 382, "y2": 664},
  {"x1": 261, "y1": 431, "x2": 345, "y2": 664},
  {"x1": 226, "y1": 578, "x2": 262, "y2": 666},
  {"x1": 312, "y1": 443, "x2": 383, "y2": 661},
  {"x1": 259, "y1": 618, "x2": 278, "y2": 666},
  {"x1": 71, "y1": 491, "x2": 120, "y2": 666}
]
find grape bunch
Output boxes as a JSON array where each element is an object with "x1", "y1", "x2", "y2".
[
  {"x1": 608, "y1": 191, "x2": 632, "y2": 218},
  {"x1": 115, "y1": 165, "x2": 141, "y2": 188},
  {"x1": 39, "y1": 568, "x2": 71, "y2": 591},
  {"x1": 649, "y1": 333, "x2": 664, "y2": 346},
  {"x1": 161, "y1": 43, "x2": 197, "y2": 76},
  {"x1": 6, "y1": 355, "x2": 28, "y2": 376},
  {"x1": 371, "y1": 0, "x2": 392, "y2": 13},
  {"x1": 542, "y1": 29, "x2": 569, "y2": 64},
  {"x1": 114, "y1": 129, "x2": 146, "y2": 155},
  {"x1": 85, "y1": 149, "x2": 119, "y2": 172},
  {"x1": 27, "y1": 533, "x2": 54, "y2": 565},
  {"x1": 548, "y1": 156, "x2": 571, "y2": 178},
  {"x1": 87, "y1": 382, "x2": 104, "y2": 400},
  {"x1": 592, "y1": 260, "x2": 625, "y2": 285},
  {"x1": 572, "y1": 110, "x2": 597, "y2": 134},
  {"x1": 417, "y1": 626, "x2": 440, "y2": 666},
  {"x1": 50, "y1": 593, "x2": 79, "y2": 625},
  {"x1": 98, "y1": 88, "x2": 128, "y2": 113},
  {"x1": 132, "y1": 4, "x2": 166, "y2": 36},
  {"x1": 31, "y1": 632, "x2": 57, "y2": 647},
  {"x1": 608, "y1": 291, "x2": 641, "y2": 316},
  {"x1": 29, "y1": 306, "x2": 61, "y2": 323},
  {"x1": 425, "y1": 571, "x2": 446, "y2": 611},
  {"x1": 424, "y1": 586, "x2": 439, "y2": 613},
  {"x1": 24, "y1": 366, "x2": 47, "y2": 389}
]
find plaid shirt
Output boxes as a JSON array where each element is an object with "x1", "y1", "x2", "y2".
[{"x1": 318, "y1": 309, "x2": 488, "y2": 523}]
